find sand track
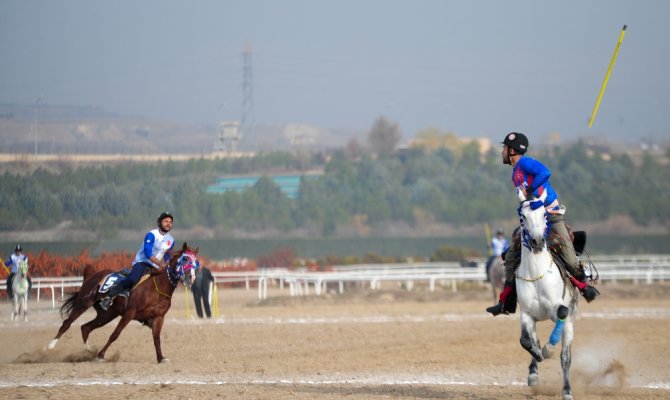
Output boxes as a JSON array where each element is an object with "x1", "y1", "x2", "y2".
[{"x1": 1, "y1": 283, "x2": 669, "y2": 399}]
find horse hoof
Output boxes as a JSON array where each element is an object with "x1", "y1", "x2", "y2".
[
  {"x1": 528, "y1": 373, "x2": 540, "y2": 386},
  {"x1": 159, "y1": 358, "x2": 170, "y2": 364},
  {"x1": 563, "y1": 394, "x2": 574, "y2": 400},
  {"x1": 47, "y1": 339, "x2": 58, "y2": 350},
  {"x1": 542, "y1": 343, "x2": 556, "y2": 359},
  {"x1": 97, "y1": 357, "x2": 106, "y2": 363}
]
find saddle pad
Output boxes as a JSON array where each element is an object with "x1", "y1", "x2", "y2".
[{"x1": 98, "y1": 271, "x2": 152, "y2": 294}]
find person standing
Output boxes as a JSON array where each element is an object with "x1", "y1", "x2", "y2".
[
  {"x1": 191, "y1": 261, "x2": 214, "y2": 318},
  {"x1": 100, "y1": 212, "x2": 175, "y2": 310}
]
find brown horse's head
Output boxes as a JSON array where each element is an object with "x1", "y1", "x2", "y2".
[{"x1": 169, "y1": 242, "x2": 199, "y2": 288}]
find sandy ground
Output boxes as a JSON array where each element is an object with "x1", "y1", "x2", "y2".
[{"x1": 1, "y1": 282, "x2": 669, "y2": 400}]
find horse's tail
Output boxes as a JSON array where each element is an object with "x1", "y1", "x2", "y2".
[{"x1": 60, "y1": 291, "x2": 79, "y2": 320}]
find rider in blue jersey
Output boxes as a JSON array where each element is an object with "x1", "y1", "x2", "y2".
[
  {"x1": 486, "y1": 133, "x2": 598, "y2": 316},
  {"x1": 100, "y1": 212, "x2": 175, "y2": 310}
]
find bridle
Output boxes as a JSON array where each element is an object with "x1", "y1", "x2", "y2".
[{"x1": 166, "y1": 251, "x2": 197, "y2": 287}]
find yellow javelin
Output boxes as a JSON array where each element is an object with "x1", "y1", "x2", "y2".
[{"x1": 589, "y1": 25, "x2": 627, "y2": 128}]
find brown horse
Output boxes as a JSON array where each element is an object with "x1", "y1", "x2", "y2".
[{"x1": 47, "y1": 242, "x2": 198, "y2": 363}]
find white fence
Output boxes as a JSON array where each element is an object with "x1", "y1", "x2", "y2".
[{"x1": 2, "y1": 254, "x2": 670, "y2": 305}]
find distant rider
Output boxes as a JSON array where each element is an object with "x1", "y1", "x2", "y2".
[
  {"x1": 4, "y1": 244, "x2": 32, "y2": 299},
  {"x1": 486, "y1": 229, "x2": 508, "y2": 282},
  {"x1": 486, "y1": 132, "x2": 599, "y2": 316},
  {"x1": 100, "y1": 212, "x2": 175, "y2": 310}
]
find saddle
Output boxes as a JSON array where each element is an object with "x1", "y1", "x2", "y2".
[
  {"x1": 98, "y1": 267, "x2": 151, "y2": 295},
  {"x1": 508, "y1": 225, "x2": 589, "y2": 280}
]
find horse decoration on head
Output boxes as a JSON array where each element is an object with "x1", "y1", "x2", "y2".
[
  {"x1": 515, "y1": 189, "x2": 578, "y2": 400},
  {"x1": 47, "y1": 242, "x2": 198, "y2": 363},
  {"x1": 11, "y1": 260, "x2": 30, "y2": 321}
]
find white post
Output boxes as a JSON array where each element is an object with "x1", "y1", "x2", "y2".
[
  {"x1": 257, "y1": 277, "x2": 265, "y2": 300},
  {"x1": 50, "y1": 285, "x2": 56, "y2": 308}
]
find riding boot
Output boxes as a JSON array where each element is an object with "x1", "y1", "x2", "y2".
[
  {"x1": 569, "y1": 275, "x2": 600, "y2": 303},
  {"x1": 100, "y1": 283, "x2": 128, "y2": 311},
  {"x1": 486, "y1": 282, "x2": 516, "y2": 316}
]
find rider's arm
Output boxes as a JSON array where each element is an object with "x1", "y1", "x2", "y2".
[
  {"x1": 519, "y1": 158, "x2": 551, "y2": 194},
  {"x1": 143, "y1": 232, "x2": 164, "y2": 267}
]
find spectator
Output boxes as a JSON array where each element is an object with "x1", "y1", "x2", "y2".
[{"x1": 192, "y1": 261, "x2": 215, "y2": 318}]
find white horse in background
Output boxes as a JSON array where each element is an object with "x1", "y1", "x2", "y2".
[
  {"x1": 11, "y1": 260, "x2": 30, "y2": 321},
  {"x1": 515, "y1": 189, "x2": 578, "y2": 400}
]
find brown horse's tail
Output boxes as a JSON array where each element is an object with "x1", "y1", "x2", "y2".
[{"x1": 60, "y1": 291, "x2": 79, "y2": 320}]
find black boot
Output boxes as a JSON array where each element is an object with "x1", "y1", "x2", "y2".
[
  {"x1": 569, "y1": 273, "x2": 600, "y2": 303},
  {"x1": 100, "y1": 284, "x2": 127, "y2": 311},
  {"x1": 486, "y1": 283, "x2": 516, "y2": 316},
  {"x1": 581, "y1": 285, "x2": 600, "y2": 303},
  {"x1": 486, "y1": 302, "x2": 507, "y2": 316}
]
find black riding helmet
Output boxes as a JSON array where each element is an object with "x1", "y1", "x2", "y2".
[
  {"x1": 15, "y1": 244, "x2": 22, "y2": 252},
  {"x1": 157, "y1": 212, "x2": 174, "y2": 230},
  {"x1": 502, "y1": 132, "x2": 529, "y2": 154}
]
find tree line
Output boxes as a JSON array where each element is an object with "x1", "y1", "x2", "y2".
[{"x1": 1, "y1": 137, "x2": 668, "y2": 238}]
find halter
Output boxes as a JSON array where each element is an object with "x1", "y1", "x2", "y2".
[
  {"x1": 518, "y1": 197, "x2": 551, "y2": 251},
  {"x1": 166, "y1": 251, "x2": 197, "y2": 286}
]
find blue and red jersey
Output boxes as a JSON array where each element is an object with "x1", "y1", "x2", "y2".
[{"x1": 512, "y1": 156, "x2": 558, "y2": 208}]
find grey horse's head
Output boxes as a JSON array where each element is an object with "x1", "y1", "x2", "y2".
[{"x1": 518, "y1": 190, "x2": 548, "y2": 254}]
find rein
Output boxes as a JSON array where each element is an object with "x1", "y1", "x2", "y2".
[
  {"x1": 152, "y1": 256, "x2": 181, "y2": 299},
  {"x1": 154, "y1": 251, "x2": 196, "y2": 297},
  {"x1": 152, "y1": 276, "x2": 172, "y2": 298},
  {"x1": 515, "y1": 269, "x2": 547, "y2": 282}
]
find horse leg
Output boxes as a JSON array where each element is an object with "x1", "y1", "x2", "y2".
[
  {"x1": 48, "y1": 305, "x2": 91, "y2": 350},
  {"x1": 11, "y1": 296, "x2": 17, "y2": 321},
  {"x1": 22, "y1": 295, "x2": 28, "y2": 321},
  {"x1": 528, "y1": 358, "x2": 540, "y2": 386},
  {"x1": 80, "y1": 311, "x2": 119, "y2": 351},
  {"x1": 151, "y1": 316, "x2": 167, "y2": 363},
  {"x1": 519, "y1": 313, "x2": 543, "y2": 362},
  {"x1": 560, "y1": 317, "x2": 575, "y2": 400},
  {"x1": 97, "y1": 311, "x2": 136, "y2": 361}
]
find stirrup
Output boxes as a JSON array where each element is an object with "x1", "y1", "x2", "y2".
[
  {"x1": 99, "y1": 297, "x2": 113, "y2": 311},
  {"x1": 486, "y1": 302, "x2": 509, "y2": 317}
]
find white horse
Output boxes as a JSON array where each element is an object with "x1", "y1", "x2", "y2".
[
  {"x1": 515, "y1": 189, "x2": 578, "y2": 400},
  {"x1": 487, "y1": 254, "x2": 505, "y2": 303},
  {"x1": 11, "y1": 260, "x2": 30, "y2": 321}
]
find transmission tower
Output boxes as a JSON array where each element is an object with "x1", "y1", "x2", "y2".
[{"x1": 239, "y1": 40, "x2": 255, "y2": 147}]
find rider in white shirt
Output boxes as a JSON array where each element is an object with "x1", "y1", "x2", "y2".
[
  {"x1": 100, "y1": 212, "x2": 175, "y2": 310},
  {"x1": 4, "y1": 244, "x2": 31, "y2": 299}
]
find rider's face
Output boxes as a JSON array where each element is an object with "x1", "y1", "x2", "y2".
[
  {"x1": 160, "y1": 217, "x2": 173, "y2": 233},
  {"x1": 501, "y1": 145, "x2": 510, "y2": 164}
]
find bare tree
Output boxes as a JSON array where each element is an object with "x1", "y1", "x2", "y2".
[
  {"x1": 344, "y1": 137, "x2": 364, "y2": 161},
  {"x1": 367, "y1": 116, "x2": 401, "y2": 157}
]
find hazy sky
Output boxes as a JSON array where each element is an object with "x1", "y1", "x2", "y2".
[{"x1": 2, "y1": 1, "x2": 669, "y2": 143}]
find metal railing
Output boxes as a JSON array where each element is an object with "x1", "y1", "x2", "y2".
[{"x1": 2, "y1": 254, "x2": 669, "y2": 305}]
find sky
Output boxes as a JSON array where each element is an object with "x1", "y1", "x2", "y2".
[{"x1": 1, "y1": 0, "x2": 669, "y2": 145}]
